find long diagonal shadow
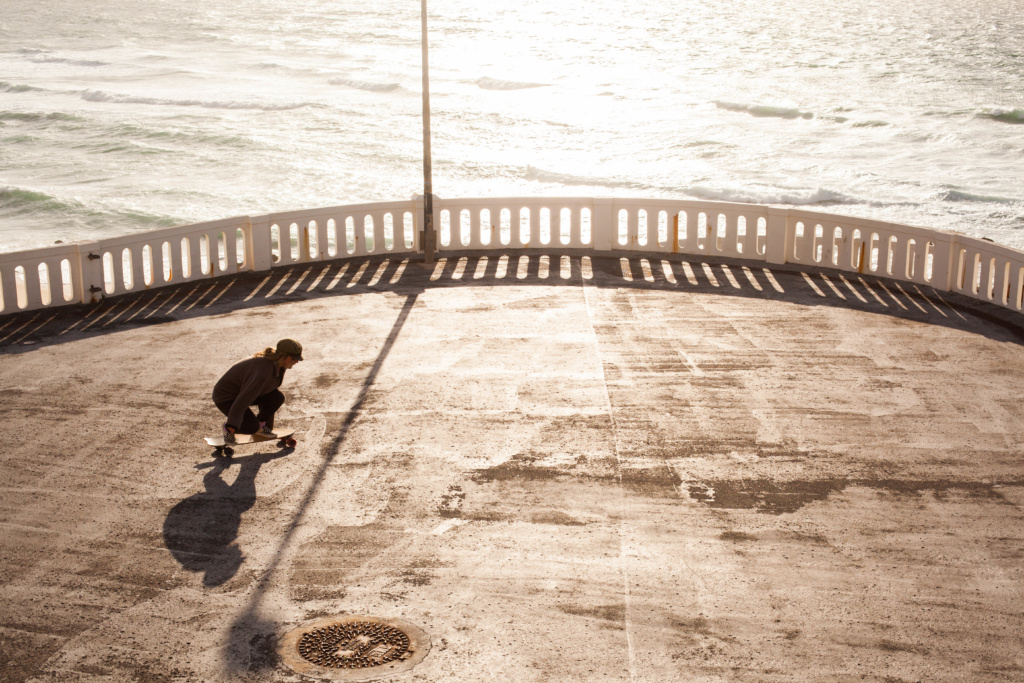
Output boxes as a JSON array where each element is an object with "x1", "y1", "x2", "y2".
[{"x1": 225, "y1": 291, "x2": 419, "y2": 672}]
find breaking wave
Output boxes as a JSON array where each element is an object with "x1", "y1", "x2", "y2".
[
  {"x1": 940, "y1": 189, "x2": 1017, "y2": 204},
  {"x1": 0, "y1": 185, "x2": 177, "y2": 227},
  {"x1": 977, "y1": 108, "x2": 1024, "y2": 125},
  {"x1": 0, "y1": 186, "x2": 77, "y2": 215},
  {"x1": 80, "y1": 89, "x2": 315, "y2": 111},
  {"x1": 0, "y1": 81, "x2": 43, "y2": 93},
  {"x1": 327, "y1": 78, "x2": 402, "y2": 93},
  {"x1": 714, "y1": 101, "x2": 814, "y2": 120},
  {"x1": 685, "y1": 185, "x2": 861, "y2": 206},
  {"x1": 29, "y1": 56, "x2": 109, "y2": 67},
  {"x1": 476, "y1": 77, "x2": 549, "y2": 91},
  {"x1": 107, "y1": 123, "x2": 255, "y2": 148},
  {"x1": 524, "y1": 166, "x2": 651, "y2": 190},
  {"x1": 0, "y1": 110, "x2": 83, "y2": 123},
  {"x1": 526, "y1": 168, "x2": 866, "y2": 207}
]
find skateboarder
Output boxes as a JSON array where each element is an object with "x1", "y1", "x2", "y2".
[{"x1": 213, "y1": 339, "x2": 303, "y2": 445}]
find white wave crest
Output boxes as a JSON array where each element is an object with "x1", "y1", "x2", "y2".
[
  {"x1": 30, "y1": 56, "x2": 108, "y2": 67},
  {"x1": 687, "y1": 185, "x2": 857, "y2": 205},
  {"x1": 715, "y1": 101, "x2": 814, "y2": 120},
  {"x1": 476, "y1": 77, "x2": 548, "y2": 91},
  {"x1": 327, "y1": 78, "x2": 402, "y2": 93},
  {"x1": 977, "y1": 107, "x2": 1024, "y2": 125},
  {"x1": 80, "y1": 89, "x2": 313, "y2": 111},
  {"x1": 940, "y1": 188, "x2": 1017, "y2": 204},
  {"x1": 0, "y1": 81, "x2": 43, "y2": 93},
  {"x1": 525, "y1": 165, "x2": 648, "y2": 190}
]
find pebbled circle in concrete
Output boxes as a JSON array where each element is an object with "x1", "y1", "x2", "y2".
[{"x1": 279, "y1": 616, "x2": 430, "y2": 681}]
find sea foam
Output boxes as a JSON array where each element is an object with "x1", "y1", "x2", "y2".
[
  {"x1": 29, "y1": 56, "x2": 108, "y2": 67},
  {"x1": 715, "y1": 101, "x2": 814, "y2": 120},
  {"x1": 686, "y1": 185, "x2": 860, "y2": 206},
  {"x1": 476, "y1": 77, "x2": 548, "y2": 91},
  {"x1": 0, "y1": 81, "x2": 43, "y2": 93},
  {"x1": 80, "y1": 90, "x2": 314, "y2": 111},
  {"x1": 525, "y1": 166, "x2": 649, "y2": 190},
  {"x1": 327, "y1": 78, "x2": 402, "y2": 93},
  {"x1": 977, "y1": 108, "x2": 1024, "y2": 125},
  {"x1": 0, "y1": 186, "x2": 80, "y2": 215},
  {"x1": 940, "y1": 189, "x2": 1017, "y2": 204}
]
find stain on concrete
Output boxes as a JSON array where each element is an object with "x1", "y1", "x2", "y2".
[
  {"x1": 867, "y1": 479, "x2": 1013, "y2": 501},
  {"x1": 688, "y1": 478, "x2": 849, "y2": 514},
  {"x1": 313, "y1": 373, "x2": 336, "y2": 388},
  {"x1": 472, "y1": 454, "x2": 573, "y2": 483},
  {"x1": 438, "y1": 485, "x2": 465, "y2": 518},
  {"x1": 472, "y1": 452, "x2": 619, "y2": 487},
  {"x1": 671, "y1": 615, "x2": 715, "y2": 634},
  {"x1": 669, "y1": 614, "x2": 738, "y2": 657},
  {"x1": 621, "y1": 465, "x2": 682, "y2": 497},
  {"x1": 559, "y1": 603, "x2": 626, "y2": 624},
  {"x1": 688, "y1": 478, "x2": 1022, "y2": 514},
  {"x1": 401, "y1": 570, "x2": 433, "y2": 586},
  {"x1": 530, "y1": 509, "x2": 586, "y2": 526},
  {"x1": 877, "y1": 639, "x2": 929, "y2": 654},
  {"x1": 720, "y1": 531, "x2": 757, "y2": 542}
]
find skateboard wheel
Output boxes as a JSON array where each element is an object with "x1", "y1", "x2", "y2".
[
  {"x1": 286, "y1": 437, "x2": 297, "y2": 448},
  {"x1": 224, "y1": 447, "x2": 234, "y2": 457}
]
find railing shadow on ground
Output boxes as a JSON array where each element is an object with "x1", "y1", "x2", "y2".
[{"x1": 1, "y1": 250, "x2": 1022, "y2": 354}]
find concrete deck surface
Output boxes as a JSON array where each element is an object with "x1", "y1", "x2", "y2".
[{"x1": 1, "y1": 252, "x2": 1022, "y2": 682}]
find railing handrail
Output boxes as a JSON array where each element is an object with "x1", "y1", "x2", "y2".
[{"x1": 2, "y1": 196, "x2": 1023, "y2": 317}]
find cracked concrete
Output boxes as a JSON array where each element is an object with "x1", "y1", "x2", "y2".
[{"x1": 1, "y1": 252, "x2": 1022, "y2": 682}]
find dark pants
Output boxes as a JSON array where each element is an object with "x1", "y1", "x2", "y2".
[{"x1": 216, "y1": 390, "x2": 284, "y2": 434}]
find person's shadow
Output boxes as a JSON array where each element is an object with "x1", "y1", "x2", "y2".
[{"x1": 163, "y1": 451, "x2": 288, "y2": 587}]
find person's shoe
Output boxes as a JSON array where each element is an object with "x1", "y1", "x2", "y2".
[
  {"x1": 222, "y1": 424, "x2": 237, "y2": 445},
  {"x1": 256, "y1": 422, "x2": 277, "y2": 438}
]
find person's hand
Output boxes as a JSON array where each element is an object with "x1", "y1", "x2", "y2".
[{"x1": 225, "y1": 425, "x2": 236, "y2": 434}]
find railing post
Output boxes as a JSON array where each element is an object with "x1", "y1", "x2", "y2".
[
  {"x1": 592, "y1": 198, "x2": 614, "y2": 251},
  {"x1": 0, "y1": 263, "x2": 16, "y2": 312},
  {"x1": 764, "y1": 207, "x2": 792, "y2": 265},
  {"x1": 77, "y1": 242, "x2": 105, "y2": 303},
  {"x1": 941, "y1": 234, "x2": 962, "y2": 293},
  {"x1": 67, "y1": 245, "x2": 84, "y2": 306},
  {"x1": 416, "y1": 194, "x2": 440, "y2": 255},
  {"x1": 249, "y1": 215, "x2": 273, "y2": 272},
  {"x1": 413, "y1": 195, "x2": 425, "y2": 253}
]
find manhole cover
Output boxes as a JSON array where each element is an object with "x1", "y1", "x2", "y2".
[{"x1": 280, "y1": 616, "x2": 430, "y2": 681}]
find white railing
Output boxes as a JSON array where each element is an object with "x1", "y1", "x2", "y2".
[{"x1": 2, "y1": 196, "x2": 1023, "y2": 316}]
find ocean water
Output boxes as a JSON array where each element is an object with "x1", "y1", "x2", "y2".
[{"x1": 1, "y1": 0, "x2": 1022, "y2": 254}]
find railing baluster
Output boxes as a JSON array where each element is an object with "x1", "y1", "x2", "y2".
[{"x1": 1, "y1": 198, "x2": 1023, "y2": 316}]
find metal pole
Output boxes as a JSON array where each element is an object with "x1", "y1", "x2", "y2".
[{"x1": 420, "y1": 0, "x2": 435, "y2": 264}]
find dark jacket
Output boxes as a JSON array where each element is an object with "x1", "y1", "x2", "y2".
[{"x1": 212, "y1": 357, "x2": 285, "y2": 428}]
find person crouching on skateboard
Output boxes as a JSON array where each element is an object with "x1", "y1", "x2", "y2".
[{"x1": 213, "y1": 339, "x2": 303, "y2": 445}]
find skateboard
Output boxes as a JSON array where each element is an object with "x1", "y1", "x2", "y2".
[{"x1": 204, "y1": 429, "x2": 296, "y2": 457}]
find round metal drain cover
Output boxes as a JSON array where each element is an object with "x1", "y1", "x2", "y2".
[{"x1": 280, "y1": 616, "x2": 430, "y2": 681}]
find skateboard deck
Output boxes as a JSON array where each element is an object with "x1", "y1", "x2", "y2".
[{"x1": 205, "y1": 429, "x2": 296, "y2": 455}]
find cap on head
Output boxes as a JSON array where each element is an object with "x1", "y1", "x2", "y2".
[{"x1": 276, "y1": 338, "x2": 303, "y2": 360}]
